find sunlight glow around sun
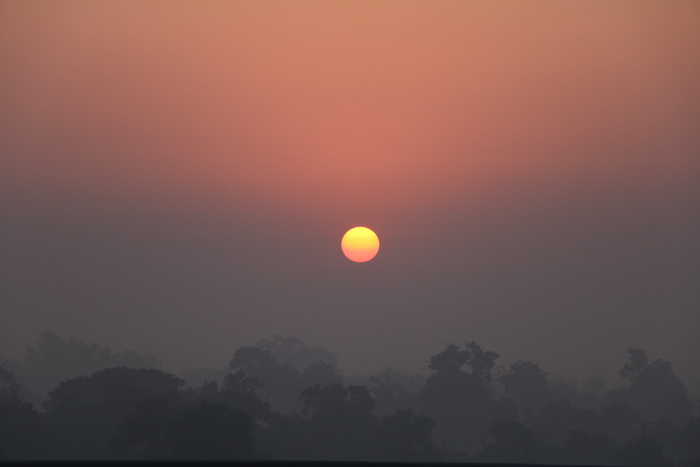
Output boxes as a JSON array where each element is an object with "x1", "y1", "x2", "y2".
[{"x1": 341, "y1": 227, "x2": 380, "y2": 263}]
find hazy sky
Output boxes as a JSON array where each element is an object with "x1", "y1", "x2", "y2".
[{"x1": 1, "y1": 1, "x2": 699, "y2": 387}]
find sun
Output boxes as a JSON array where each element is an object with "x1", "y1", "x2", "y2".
[{"x1": 341, "y1": 227, "x2": 380, "y2": 262}]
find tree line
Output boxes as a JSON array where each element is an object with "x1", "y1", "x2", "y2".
[{"x1": 1, "y1": 332, "x2": 699, "y2": 465}]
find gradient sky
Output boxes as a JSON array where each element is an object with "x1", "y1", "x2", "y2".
[{"x1": 1, "y1": 1, "x2": 699, "y2": 387}]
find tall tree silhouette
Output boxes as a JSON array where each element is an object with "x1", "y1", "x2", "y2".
[
  {"x1": 420, "y1": 342, "x2": 499, "y2": 455},
  {"x1": 377, "y1": 409, "x2": 439, "y2": 461},
  {"x1": 228, "y1": 343, "x2": 341, "y2": 414},
  {"x1": 169, "y1": 401, "x2": 254, "y2": 460},
  {"x1": 0, "y1": 367, "x2": 44, "y2": 460},
  {"x1": 219, "y1": 369, "x2": 271, "y2": 420},
  {"x1": 44, "y1": 367, "x2": 182, "y2": 459},
  {"x1": 300, "y1": 383, "x2": 377, "y2": 460},
  {"x1": 11, "y1": 331, "x2": 160, "y2": 404},
  {"x1": 479, "y1": 420, "x2": 542, "y2": 463},
  {"x1": 256, "y1": 335, "x2": 337, "y2": 369},
  {"x1": 615, "y1": 348, "x2": 694, "y2": 424},
  {"x1": 499, "y1": 360, "x2": 549, "y2": 422},
  {"x1": 368, "y1": 368, "x2": 424, "y2": 417},
  {"x1": 228, "y1": 346, "x2": 300, "y2": 413}
]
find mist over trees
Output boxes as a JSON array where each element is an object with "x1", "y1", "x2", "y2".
[
  {"x1": 1, "y1": 333, "x2": 698, "y2": 465},
  {"x1": 6, "y1": 331, "x2": 160, "y2": 407}
]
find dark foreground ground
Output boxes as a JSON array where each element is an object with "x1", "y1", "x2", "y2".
[{"x1": 0, "y1": 461, "x2": 620, "y2": 467}]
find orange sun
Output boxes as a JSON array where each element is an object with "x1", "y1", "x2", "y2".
[{"x1": 341, "y1": 227, "x2": 380, "y2": 262}]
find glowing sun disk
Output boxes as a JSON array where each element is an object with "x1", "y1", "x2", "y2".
[{"x1": 341, "y1": 227, "x2": 380, "y2": 262}]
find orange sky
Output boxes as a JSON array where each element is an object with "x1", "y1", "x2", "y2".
[
  {"x1": 3, "y1": 2, "x2": 698, "y2": 218},
  {"x1": 1, "y1": 1, "x2": 699, "y2": 384}
]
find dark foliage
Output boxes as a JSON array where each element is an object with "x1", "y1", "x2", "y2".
[
  {"x1": 1, "y1": 332, "x2": 697, "y2": 465},
  {"x1": 7, "y1": 331, "x2": 160, "y2": 406},
  {"x1": 169, "y1": 401, "x2": 254, "y2": 460}
]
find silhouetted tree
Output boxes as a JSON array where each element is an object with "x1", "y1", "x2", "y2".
[
  {"x1": 254, "y1": 411, "x2": 317, "y2": 460},
  {"x1": 614, "y1": 349, "x2": 694, "y2": 424},
  {"x1": 300, "y1": 360, "x2": 342, "y2": 387},
  {"x1": 615, "y1": 437, "x2": 670, "y2": 467},
  {"x1": 600, "y1": 400, "x2": 638, "y2": 442},
  {"x1": 564, "y1": 430, "x2": 616, "y2": 465},
  {"x1": 479, "y1": 420, "x2": 542, "y2": 463},
  {"x1": 0, "y1": 400, "x2": 45, "y2": 460},
  {"x1": 680, "y1": 416, "x2": 700, "y2": 466},
  {"x1": 499, "y1": 360, "x2": 549, "y2": 422},
  {"x1": 222, "y1": 368, "x2": 261, "y2": 393},
  {"x1": 368, "y1": 368, "x2": 424, "y2": 416},
  {"x1": 113, "y1": 378, "x2": 262, "y2": 459},
  {"x1": 427, "y1": 344, "x2": 469, "y2": 374},
  {"x1": 112, "y1": 396, "x2": 178, "y2": 459},
  {"x1": 546, "y1": 375, "x2": 607, "y2": 412},
  {"x1": 10, "y1": 331, "x2": 160, "y2": 404},
  {"x1": 0, "y1": 366, "x2": 46, "y2": 460},
  {"x1": 0, "y1": 366, "x2": 21, "y2": 404},
  {"x1": 420, "y1": 341, "x2": 499, "y2": 455},
  {"x1": 169, "y1": 401, "x2": 254, "y2": 460},
  {"x1": 301, "y1": 383, "x2": 374, "y2": 422},
  {"x1": 229, "y1": 346, "x2": 278, "y2": 376},
  {"x1": 377, "y1": 409, "x2": 439, "y2": 461},
  {"x1": 620, "y1": 348, "x2": 650, "y2": 381},
  {"x1": 3, "y1": 337, "x2": 699, "y2": 464},
  {"x1": 228, "y1": 342, "x2": 342, "y2": 415},
  {"x1": 44, "y1": 367, "x2": 182, "y2": 459},
  {"x1": 257, "y1": 335, "x2": 337, "y2": 369},
  {"x1": 300, "y1": 383, "x2": 377, "y2": 459},
  {"x1": 177, "y1": 367, "x2": 225, "y2": 388},
  {"x1": 228, "y1": 346, "x2": 302, "y2": 413},
  {"x1": 534, "y1": 398, "x2": 599, "y2": 447},
  {"x1": 219, "y1": 369, "x2": 270, "y2": 420},
  {"x1": 464, "y1": 341, "x2": 500, "y2": 384}
]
